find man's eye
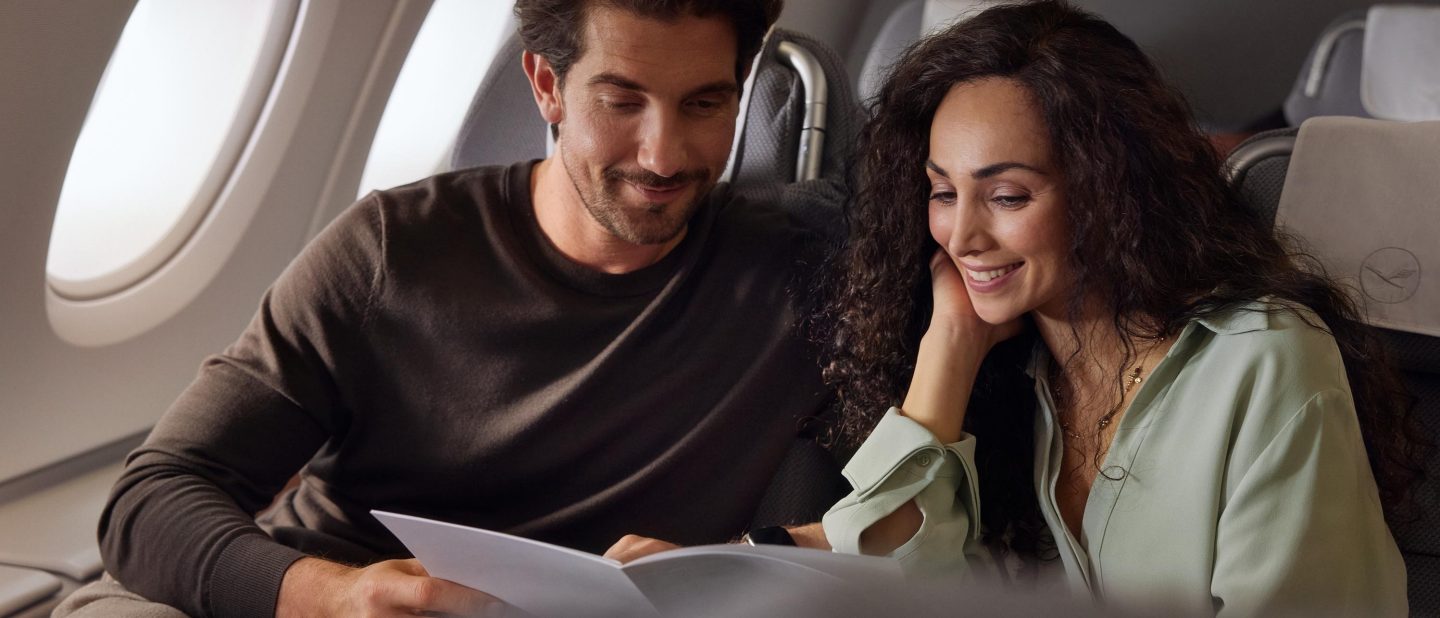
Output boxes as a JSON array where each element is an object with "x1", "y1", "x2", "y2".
[
  {"x1": 601, "y1": 99, "x2": 640, "y2": 111},
  {"x1": 688, "y1": 98, "x2": 725, "y2": 113}
]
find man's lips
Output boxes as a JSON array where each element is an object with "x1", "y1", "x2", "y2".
[{"x1": 628, "y1": 181, "x2": 688, "y2": 202}]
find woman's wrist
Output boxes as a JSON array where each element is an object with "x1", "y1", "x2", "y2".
[
  {"x1": 902, "y1": 329, "x2": 986, "y2": 443},
  {"x1": 925, "y1": 315, "x2": 986, "y2": 345},
  {"x1": 919, "y1": 322, "x2": 990, "y2": 368}
]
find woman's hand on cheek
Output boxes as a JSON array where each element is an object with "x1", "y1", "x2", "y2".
[
  {"x1": 927, "y1": 250, "x2": 1024, "y2": 352},
  {"x1": 897, "y1": 251, "x2": 1021, "y2": 442}
]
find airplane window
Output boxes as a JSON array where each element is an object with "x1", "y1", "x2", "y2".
[
  {"x1": 356, "y1": 0, "x2": 512, "y2": 197},
  {"x1": 46, "y1": 0, "x2": 295, "y2": 300}
]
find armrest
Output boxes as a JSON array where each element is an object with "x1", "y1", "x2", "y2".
[
  {"x1": 0, "y1": 460, "x2": 122, "y2": 580},
  {"x1": 0, "y1": 565, "x2": 60, "y2": 616}
]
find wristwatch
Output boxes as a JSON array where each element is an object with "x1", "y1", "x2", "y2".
[{"x1": 741, "y1": 526, "x2": 797, "y2": 546}]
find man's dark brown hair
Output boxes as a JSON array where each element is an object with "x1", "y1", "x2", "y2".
[{"x1": 513, "y1": 0, "x2": 783, "y2": 89}]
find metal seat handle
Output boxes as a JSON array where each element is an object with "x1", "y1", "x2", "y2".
[{"x1": 777, "y1": 41, "x2": 828, "y2": 183}]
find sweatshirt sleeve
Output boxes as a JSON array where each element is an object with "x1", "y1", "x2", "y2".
[
  {"x1": 1210, "y1": 389, "x2": 1408, "y2": 616},
  {"x1": 97, "y1": 197, "x2": 386, "y2": 618},
  {"x1": 822, "y1": 408, "x2": 983, "y2": 575}
]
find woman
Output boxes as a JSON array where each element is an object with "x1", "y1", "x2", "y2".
[{"x1": 819, "y1": 1, "x2": 1424, "y2": 614}]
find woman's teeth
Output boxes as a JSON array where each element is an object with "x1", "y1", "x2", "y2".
[{"x1": 968, "y1": 263, "x2": 1020, "y2": 282}]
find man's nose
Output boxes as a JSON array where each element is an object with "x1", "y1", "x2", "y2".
[{"x1": 637, "y1": 109, "x2": 687, "y2": 178}]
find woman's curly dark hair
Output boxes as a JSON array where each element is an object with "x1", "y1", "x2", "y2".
[{"x1": 818, "y1": 0, "x2": 1427, "y2": 554}]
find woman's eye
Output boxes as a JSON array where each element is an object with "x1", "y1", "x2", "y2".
[{"x1": 993, "y1": 194, "x2": 1030, "y2": 208}]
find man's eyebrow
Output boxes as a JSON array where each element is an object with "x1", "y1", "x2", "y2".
[
  {"x1": 686, "y1": 81, "x2": 740, "y2": 98},
  {"x1": 588, "y1": 73, "x2": 646, "y2": 92},
  {"x1": 587, "y1": 73, "x2": 738, "y2": 98},
  {"x1": 926, "y1": 160, "x2": 1047, "y2": 179}
]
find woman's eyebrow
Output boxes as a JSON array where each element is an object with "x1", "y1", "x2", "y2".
[
  {"x1": 926, "y1": 160, "x2": 1047, "y2": 179},
  {"x1": 972, "y1": 161, "x2": 1046, "y2": 179}
]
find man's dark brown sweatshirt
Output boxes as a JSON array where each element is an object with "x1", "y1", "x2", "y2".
[{"x1": 98, "y1": 162, "x2": 839, "y2": 617}]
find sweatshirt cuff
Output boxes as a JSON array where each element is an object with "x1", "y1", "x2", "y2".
[{"x1": 207, "y1": 533, "x2": 306, "y2": 618}]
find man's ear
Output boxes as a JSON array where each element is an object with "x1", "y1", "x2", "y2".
[{"x1": 522, "y1": 50, "x2": 564, "y2": 126}]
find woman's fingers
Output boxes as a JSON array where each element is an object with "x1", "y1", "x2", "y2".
[
  {"x1": 928, "y1": 249, "x2": 981, "y2": 328},
  {"x1": 930, "y1": 249, "x2": 1027, "y2": 348}
]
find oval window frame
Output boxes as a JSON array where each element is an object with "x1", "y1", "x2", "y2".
[{"x1": 46, "y1": 0, "x2": 301, "y2": 301}]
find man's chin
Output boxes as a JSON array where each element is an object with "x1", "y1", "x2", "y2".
[{"x1": 610, "y1": 216, "x2": 688, "y2": 246}]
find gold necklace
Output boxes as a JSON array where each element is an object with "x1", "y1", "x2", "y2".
[{"x1": 1054, "y1": 338, "x2": 1163, "y2": 440}]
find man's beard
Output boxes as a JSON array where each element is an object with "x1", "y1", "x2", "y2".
[{"x1": 561, "y1": 149, "x2": 712, "y2": 246}]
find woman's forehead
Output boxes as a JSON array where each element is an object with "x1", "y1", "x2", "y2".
[{"x1": 928, "y1": 78, "x2": 1054, "y2": 176}]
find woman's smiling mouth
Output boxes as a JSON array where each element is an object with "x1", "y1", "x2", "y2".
[{"x1": 963, "y1": 261, "x2": 1024, "y2": 291}]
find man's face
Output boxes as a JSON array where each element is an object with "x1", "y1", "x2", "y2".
[{"x1": 554, "y1": 7, "x2": 741, "y2": 245}]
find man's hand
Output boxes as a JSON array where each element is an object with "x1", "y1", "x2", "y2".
[
  {"x1": 603, "y1": 535, "x2": 681, "y2": 564},
  {"x1": 277, "y1": 556, "x2": 505, "y2": 617}
]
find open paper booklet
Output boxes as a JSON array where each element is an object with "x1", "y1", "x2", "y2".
[{"x1": 373, "y1": 510, "x2": 905, "y2": 618}]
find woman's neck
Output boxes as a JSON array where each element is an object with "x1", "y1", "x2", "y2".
[
  {"x1": 1032, "y1": 296, "x2": 1172, "y2": 399},
  {"x1": 1034, "y1": 298, "x2": 1111, "y2": 381}
]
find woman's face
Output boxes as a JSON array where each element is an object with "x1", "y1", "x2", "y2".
[{"x1": 927, "y1": 77, "x2": 1072, "y2": 325}]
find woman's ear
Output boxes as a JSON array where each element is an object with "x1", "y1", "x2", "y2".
[{"x1": 522, "y1": 50, "x2": 564, "y2": 126}]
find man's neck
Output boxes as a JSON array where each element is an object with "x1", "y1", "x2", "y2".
[{"x1": 530, "y1": 157, "x2": 684, "y2": 275}]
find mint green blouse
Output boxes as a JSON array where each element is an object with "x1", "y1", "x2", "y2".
[{"x1": 822, "y1": 303, "x2": 1407, "y2": 615}]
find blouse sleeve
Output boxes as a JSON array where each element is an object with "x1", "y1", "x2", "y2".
[
  {"x1": 1210, "y1": 389, "x2": 1408, "y2": 616},
  {"x1": 822, "y1": 408, "x2": 984, "y2": 575}
]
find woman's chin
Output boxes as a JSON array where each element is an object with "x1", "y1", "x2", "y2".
[{"x1": 972, "y1": 303, "x2": 1022, "y2": 327}]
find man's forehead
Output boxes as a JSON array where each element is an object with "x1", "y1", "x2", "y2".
[{"x1": 571, "y1": 5, "x2": 739, "y2": 89}]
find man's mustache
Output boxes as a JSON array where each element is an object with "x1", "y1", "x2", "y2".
[{"x1": 603, "y1": 168, "x2": 708, "y2": 189}]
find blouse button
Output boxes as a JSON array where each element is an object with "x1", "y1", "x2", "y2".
[{"x1": 915, "y1": 453, "x2": 934, "y2": 467}]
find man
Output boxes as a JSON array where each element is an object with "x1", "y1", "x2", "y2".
[{"x1": 59, "y1": 0, "x2": 848, "y2": 616}]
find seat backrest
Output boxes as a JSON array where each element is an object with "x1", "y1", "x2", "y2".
[
  {"x1": 448, "y1": 30, "x2": 548, "y2": 171},
  {"x1": 1224, "y1": 126, "x2": 1299, "y2": 227},
  {"x1": 1283, "y1": 10, "x2": 1369, "y2": 125},
  {"x1": 728, "y1": 28, "x2": 860, "y2": 190},
  {"x1": 1227, "y1": 119, "x2": 1440, "y2": 614},
  {"x1": 1284, "y1": 5, "x2": 1440, "y2": 125},
  {"x1": 857, "y1": 0, "x2": 922, "y2": 105}
]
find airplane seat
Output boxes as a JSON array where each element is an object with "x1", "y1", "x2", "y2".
[
  {"x1": 445, "y1": 26, "x2": 862, "y2": 531},
  {"x1": 856, "y1": 0, "x2": 922, "y2": 106},
  {"x1": 1226, "y1": 117, "x2": 1440, "y2": 614},
  {"x1": 448, "y1": 29, "x2": 547, "y2": 170},
  {"x1": 1223, "y1": 126, "x2": 1299, "y2": 227},
  {"x1": 728, "y1": 28, "x2": 860, "y2": 189},
  {"x1": 1282, "y1": 10, "x2": 1369, "y2": 125},
  {"x1": 1284, "y1": 5, "x2": 1440, "y2": 125},
  {"x1": 854, "y1": 0, "x2": 1003, "y2": 109}
]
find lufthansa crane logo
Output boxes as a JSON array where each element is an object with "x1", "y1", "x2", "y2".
[{"x1": 1359, "y1": 247, "x2": 1421, "y2": 304}]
